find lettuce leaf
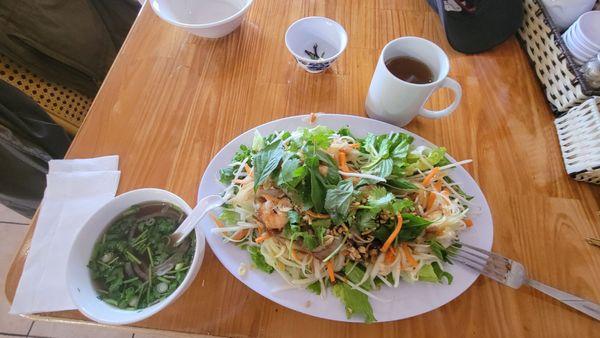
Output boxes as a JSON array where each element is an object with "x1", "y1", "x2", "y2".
[
  {"x1": 247, "y1": 246, "x2": 273, "y2": 273},
  {"x1": 418, "y1": 263, "x2": 439, "y2": 282},
  {"x1": 218, "y1": 208, "x2": 240, "y2": 225}
]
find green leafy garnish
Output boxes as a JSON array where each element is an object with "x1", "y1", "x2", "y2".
[
  {"x1": 332, "y1": 283, "x2": 376, "y2": 323},
  {"x1": 247, "y1": 246, "x2": 274, "y2": 273},
  {"x1": 324, "y1": 179, "x2": 354, "y2": 224},
  {"x1": 253, "y1": 142, "x2": 284, "y2": 191}
]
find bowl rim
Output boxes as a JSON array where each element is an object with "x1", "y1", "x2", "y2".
[
  {"x1": 66, "y1": 188, "x2": 205, "y2": 325},
  {"x1": 150, "y1": 0, "x2": 254, "y2": 29},
  {"x1": 284, "y1": 16, "x2": 348, "y2": 64}
]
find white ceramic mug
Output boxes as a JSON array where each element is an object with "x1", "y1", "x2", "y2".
[{"x1": 365, "y1": 37, "x2": 462, "y2": 126}]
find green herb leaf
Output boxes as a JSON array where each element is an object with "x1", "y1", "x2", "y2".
[
  {"x1": 432, "y1": 261, "x2": 453, "y2": 284},
  {"x1": 277, "y1": 156, "x2": 306, "y2": 188},
  {"x1": 355, "y1": 209, "x2": 379, "y2": 232},
  {"x1": 366, "y1": 187, "x2": 394, "y2": 209},
  {"x1": 247, "y1": 246, "x2": 274, "y2": 273},
  {"x1": 386, "y1": 177, "x2": 418, "y2": 190},
  {"x1": 305, "y1": 156, "x2": 327, "y2": 213},
  {"x1": 307, "y1": 281, "x2": 321, "y2": 294},
  {"x1": 325, "y1": 180, "x2": 354, "y2": 224},
  {"x1": 428, "y1": 239, "x2": 457, "y2": 263},
  {"x1": 343, "y1": 263, "x2": 371, "y2": 290},
  {"x1": 311, "y1": 219, "x2": 331, "y2": 245},
  {"x1": 332, "y1": 283, "x2": 376, "y2": 323},
  {"x1": 397, "y1": 213, "x2": 432, "y2": 241},
  {"x1": 218, "y1": 167, "x2": 235, "y2": 185},
  {"x1": 301, "y1": 126, "x2": 334, "y2": 151},
  {"x1": 253, "y1": 142, "x2": 284, "y2": 191}
]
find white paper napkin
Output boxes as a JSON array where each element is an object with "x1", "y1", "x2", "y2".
[{"x1": 10, "y1": 156, "x2": 120, "y2": 315}]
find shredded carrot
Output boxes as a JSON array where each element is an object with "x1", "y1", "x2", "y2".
[
  {"x1": 338, "y1": 150, "x2": 350, "y2": 172},
  {"x1": 326, "y1": 260, "x2": 335, "y2": 283},
  {"x1": 426, "y1": 192, "x2": 437, "y2": 211},
  {"x1": 464, "y1": 218, "x2": 474, "y2": 228},
  {"x1": 255, "y1": 232, "x2": 270, "y2": 243},
  {"x1": 435, "y1": 228, "x2": 445, "y2": 236},
  {"x1": 209, "y1": 213, "x2": 224, "y2": 228},
  {"x1": 232, "y1": 229, "x2": 249, "y2": 240},
  {"x1": 290, "y1": 247, "x2": 304, "y2": 262},
  {"x1": 401, "y1": 243, "x2": 418, "y2": 267},
  {"x1": 309, "y1": 113, "x2": 317, "y2": 123},
  {"x1": 306, "y1": 210, "x2": 330, "y2": 219},
  {"x1": 433, "y1": 180, "x2": 443, "y2": 192},
  {"x1": 349, "y1": 143, "x2": 360, "y2": 149},
  {"x1": 385, "y1": 247, "x2": 397, "y2": 264},
  {"x1": 381, "y1": 213, "x2": 403, "y2": 253},
  {"x1": 244, "y1": 163, "x2": 253, "y2": 176},
  {"x1": 422, "y1": 167, "x2": 440, "y2": 186}
]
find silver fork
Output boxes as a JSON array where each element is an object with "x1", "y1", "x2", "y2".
[{"x1": 453, "y1": 242, "x2": 600, "y2": 321}]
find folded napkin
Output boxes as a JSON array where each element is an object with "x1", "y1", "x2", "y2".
[{"x1": 10, "y1": 155, "x2": 120, "y2": 314}]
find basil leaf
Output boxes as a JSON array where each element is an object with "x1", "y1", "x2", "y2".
[
  {"x1": 386, "y1": 177, "x2": 418, "y2": 190},
  {"x1": 278, "y1": 156, "x2": 306, "y2": 188},
  {"x1": 253, "y1": 142, "x2": 284, "y2": 190},
  {"x1": 397, "y1": 213, "x2": 432, "y2": 241}
]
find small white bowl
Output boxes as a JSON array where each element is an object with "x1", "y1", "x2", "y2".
[
  {"x1": 285, "y1": 16, "x2": 347, "y2": 73},
  {"x1": 575, "y1": 11, "x2": 600, "y2": 50},
  {"x1": 541, "y1": 0, "x2": 596, "y2": 31},
  {"x1": 564, "y1": 28, "x2": 594, "y2": 63},
  {"x1": 67, "y1": 188, "x2": 205, "y2": 325},
  {"x1": 150, "y1": 0, "x2": 254, "y2": 38}
]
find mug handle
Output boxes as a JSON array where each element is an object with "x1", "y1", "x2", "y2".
[{"x1": 418, "y1": 77, "x2": 462, "y2": 119}]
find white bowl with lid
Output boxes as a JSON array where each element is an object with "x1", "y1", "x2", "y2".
[
  {"x1": 150, "y1": 0, "x2": 254, "y2": 38},
  {"x1": 67, "y1": 188, "x2": 205, "y2": 325}
]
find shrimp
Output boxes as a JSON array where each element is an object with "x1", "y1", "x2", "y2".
[{"x1": 256, "y1": 188, "x2": 292, "y2": 230}]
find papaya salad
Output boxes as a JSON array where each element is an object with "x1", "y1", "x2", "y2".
[{"x1": 213, "y1": 124, "x2": 474, "y2": 323}]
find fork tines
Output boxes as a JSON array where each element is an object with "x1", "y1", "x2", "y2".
[{"x1": 451, "y1": 242, "x2": 511, "y2": 283}]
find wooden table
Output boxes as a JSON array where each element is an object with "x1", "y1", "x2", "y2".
[{"x1": 6, "y1": 1, "x2": 600, "y2": 337}]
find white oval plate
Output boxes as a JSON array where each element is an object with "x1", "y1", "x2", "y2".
[{"x1": 197, "y1": 114, "x2": 493, "y2": 322}]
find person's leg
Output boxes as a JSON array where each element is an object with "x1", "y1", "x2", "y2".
[{"x1": 0, "y1": 79, "x2": 71, "y2": 217}]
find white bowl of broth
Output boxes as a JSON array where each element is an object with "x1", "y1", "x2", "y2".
[{"x1": 67, "y1": 188, "x2": 205, "y2": 325}]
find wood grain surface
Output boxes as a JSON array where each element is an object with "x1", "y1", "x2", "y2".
[{"x1": 6, "y1": 1, "x2": 600, "y2": 337}]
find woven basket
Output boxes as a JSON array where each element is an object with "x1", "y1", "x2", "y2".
[
  {"x1": 518, "y1": 0, "x2": 600, "y2": 115},
  {"x1": 554, "y1": 97, "x2": 600, "y2": 184}
]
